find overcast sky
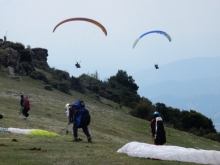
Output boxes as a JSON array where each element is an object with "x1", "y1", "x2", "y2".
[{"x1": 1, "y1": 0, "x2": 220, "y2": 82}]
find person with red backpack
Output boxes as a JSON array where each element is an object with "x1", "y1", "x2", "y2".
[
  {"x1": 150, "y1": 111, "x2": 166, "y2": 145},
  {"x1": 66, "y1": 100, "x2": 92, "y2": 142},
  {"x1": 20, "y1": 93, "x2": 30, "y2": 120}
]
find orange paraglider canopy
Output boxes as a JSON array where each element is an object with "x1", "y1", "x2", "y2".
[{"x1": 53, "y1": 17, "x2": 107, "y2": 36}]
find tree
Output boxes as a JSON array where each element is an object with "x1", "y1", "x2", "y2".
[
  {"x1": 113, "y1": 70, "x2": 139, "y2": 92},
  {"x1": 130, "y1": 98, "x2": 155, "y2": 120},
  {"x1": 89, "y1": 70, "x2": 99, "y2": 80},
  {"x1": 70, "y1": 76, "x2": 83, "y2": 92},
  {"x1": 107, "y1": 70, "x2": 140, "y2": 108}
]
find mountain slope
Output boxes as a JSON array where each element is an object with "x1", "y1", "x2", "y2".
[{"x1": 1, "y1": 68, "x2": 220, "y2": 165}]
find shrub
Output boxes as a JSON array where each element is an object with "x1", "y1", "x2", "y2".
[
  {"x1": 91, "y1": 85, "x2": 99, "y2": 94},
  {"x1": 54, "y1": 69, "x2": 70, "y2": 80},
  {"x1": 189, "y1": 127, "x2": 198, "y2": 134},
  {"x1": 50, "y1": 79, "x2": 70, "y2": 94},
  {"x1": 52, "y1": 75, "x2": 60, "y2": 81},
  {"x1": 98, "y1": 90, "x2": 105, "y2": 97},
  {"x1": 0, "y1": 49, "x2": 8, "y2": 57},
  {"x1": 70, "y1": 76, "x2": 84, "y2": 93},
  {"x1": 29, "y1": 71, "x2": 48, "y2": 83},
  {"x1": 21, "y1": 62, "x2": 34, "y2": 75},
  {"x1": 130, "y1": 100, "x2": 155, "y2": 120},
  {"x1": 203, "y1": 133, "x2": 220, "y2": 142},
  {"x1": 20, "y1": 49, "x2": 32, "y2": 63},
  {"x1": 32, "y1": 60, "x2": 49, "y2": 70},
  {"x1": 9, "y1": 42, "x2": 25, "y2": 52},
  {"x1": 57, "y1": 82, "x2": 70, "y2": 94}
]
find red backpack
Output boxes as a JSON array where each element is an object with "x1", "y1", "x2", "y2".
[{"x1": 24, "y1": 96, "x2": 30, "y2": 111}]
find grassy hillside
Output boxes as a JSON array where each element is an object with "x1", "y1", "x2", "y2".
[{"x1": 0, "y1": 69, "x2": 220, "y2": 165}]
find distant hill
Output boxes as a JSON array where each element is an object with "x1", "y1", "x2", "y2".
[{"x1": 133, "y1": 56, "x2": 220, "y2": 132}]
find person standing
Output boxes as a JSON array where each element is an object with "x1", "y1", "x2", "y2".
[
  {"x1": 20, "y1": 94, "x2": 30, "y2": 120},
  {"x1": 150, "y1": 111, "x2": 166, "y2": 145},
  {"x1": 66, "y1": 100, "x2": 92, "y2": 142}
]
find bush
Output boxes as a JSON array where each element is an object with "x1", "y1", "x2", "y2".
[
  {"x1": 20, "y1": 49, "x2": 33, "y2": 63},
  {"x1": 98, "y1": 90, "x2": 105, "y2": 97},
  {"x1": 32, "y1": 60, "x2": 49, "y2": 71},
  {"x1": 52, "y1": 75, "x2": 60, "y2": 81},
  {"x1": 0, "y1": 49, "x2": 8, "y2": 58},
  {"x1": 50, "y1": 79, "x2": 70, "y2": 94},
  {"x1": 58, "y1": 83, "x2": 70, "y2": 94},
  {"x1": 21, "y1": 62, "x2": 34, "y2": 75},
  {"x1": 203, "y1": 133, "x2": 220, "y2": 142},
  {"x1": 189, "y1": 127, "x2": 198, "y2": 134},
  {"x1": 70, "y1": 76, "x2": 84, "y2": 93},
  {"x1": 130, "y1": 100, "x2": 155, "y2": 120},
  {"x1": 54, "y1": 69, "x2": 70, "y2": 81},
  {"x1": 91, "y1": 85, "x2": 99, "y2": 94},
  {"x1": 29, "y1": 71, "x2": 48, "y2": 83},
  {"x1": 9, "y1": 42, "x2": 25, "y2": 52},
  {"x1": 57, "y1": 82, "x2": 70, "y2": 94}
]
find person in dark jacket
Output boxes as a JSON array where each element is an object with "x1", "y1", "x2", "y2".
[
  {"x1": 66, "y1": 100, "x2": 92, "y2": 142},
  {"x1": 150, "y1": 111, "x2": 166, "y2": 145},
  {"x1": 20, "y1": 94, "x2": 29, "y2": 120}
]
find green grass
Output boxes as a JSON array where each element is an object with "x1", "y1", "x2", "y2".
[{"x1": 0, "y1": 72, "x2": 220, "y2": 165}]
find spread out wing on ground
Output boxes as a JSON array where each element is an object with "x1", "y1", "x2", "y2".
[
  {"x1": 117, "y1": 141, "x2": 220, "y2": 165},
  {"x1": 0, "y1": 127, "x2": 59, "y2": 136}
]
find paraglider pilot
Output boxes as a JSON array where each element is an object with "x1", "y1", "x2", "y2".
[
  {"x1": 20, "y1": 93, "x2": 29, "y2": 120},
  {"x1": 75, "y1": 62, "x2": 81, "y2": 68},
  {"x1": 154, "y1": 64, "x2": 159, "y2": 69},
  {"x1": 150, "y1": 111, "x2": 166, "y2": 145},
  {"x1": 65, "y1": 101, "x2": 92, "y2": 142}
]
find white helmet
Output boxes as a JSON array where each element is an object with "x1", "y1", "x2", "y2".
[{"x1": 65, "y1": 103, "x2": 70, "y2": 110}]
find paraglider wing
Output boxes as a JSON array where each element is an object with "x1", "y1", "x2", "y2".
[
  {"x1": 0, "y1": 127, "x2": 10, "y2": 133},
  {"x1": 0, "y1": 127, "x2": 59, "y2": 136},
  {"x1": 133, "y1": 30, "x2": 171, "y2": 48},
  {"x1": 10, "y1": 128, "x2": 59, "y2": 136},
  {"x1": 117, "y1": 142, "x2": 220, "y2": 165},
  {"x1": 53, "y1": 17, "x2": 107, "y2": 36}
]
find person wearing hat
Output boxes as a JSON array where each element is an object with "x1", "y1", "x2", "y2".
[{"x1": 150, "y1": 111, "x2": 166, "y2": 145}]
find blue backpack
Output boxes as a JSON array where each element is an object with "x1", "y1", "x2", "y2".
[{"x1": 75, "y1": 108, "x2": 90, "y2": 128}]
